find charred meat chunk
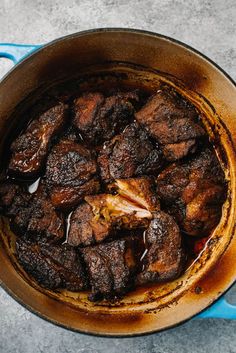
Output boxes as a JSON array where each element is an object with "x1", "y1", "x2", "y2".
[
  {"x1": 67, "y1": 177, "x2": 158, "y2": 247},
  {"x1": 73, "y1": 91, "x2": 139, "y2": 145},
  {"x1": 9, "y1": 103, "x2": 68, "y2": 177},
  {"x1": 68, "y1": 194, "x2": 151, "y2": 248},
  {"x1": 81, "y1": 238, "x2": 140, "y2": 300},
  {"x1": 67, "y1": 177, "x2": 159, "y2": 247},
  {"x1": 16, "y1": 239, "x2": 88, "y2": 291},
  {"x1": 45, "y1": 139, "x2": 100, "y2": 210},
  {"x1": 0, "y1": 183, "x2": 65, "y2": 242},
  {"x1": 137, "y1": 211, "x2": 185, "y2": 284},
  {"x1": 67, "y1": 203, "x2": 113, "y2": 247},
  {"x1": 98, "y1": 123, "x2": 162, "y2": 183},
  {"x1": 26, "y1": 187, "x2": 65, "y2": 242},
  {"x1": 135, "y1": 86, "x2": 206, "y2": 161},
  {"x1": 156, "y1": 148, "x2": 226, "y2": 236}
]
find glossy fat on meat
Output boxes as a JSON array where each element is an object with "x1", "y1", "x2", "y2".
[
  {"x1": 9, "y1": 103, "x2": 68, "y2": 177},
  {"x1": 162, "y1": 139, "x2": 197, "y2": 161},
  {"x1": 67, "y1": 192, "x2": 151, "y2": 247},
  {"x1": 85, "y1": 193, "x2": 152, "y2": 230},
  {"x1": 49, "y1": 178, "x2": 100, "y2": 211}
]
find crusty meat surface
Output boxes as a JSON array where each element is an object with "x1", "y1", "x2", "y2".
[
  {"x1": 9, "y1": 103, "x2": 68, "y2": 177},
  {"x1": 45, "y1": 139, "x2": 100, "y2": 210},
  {"x1": 67, "y1": 202, "x2": 113, "y2": 247},
  {"x1": 73, "y1": 91, "x2": 139, "y2": 145},
  {"x1": 16, "y1": 239, "x2": 88, "y2": 291},
  {"x1": 135, "y1": 86, "x2": 206, "y2": 161},
  {"x1": 0, "y1": 183, "x2": 65, "y2": 242},
  {"x1": 137, "y1": 211, "x2": 185, "y2": 284},
  {"x1": 156, "y1": 148, "x2": 226, "y2": 236},
  {"x1": 98, "y1": 123, "x2": 162, "y2": 183},
  {"x1": 81, "y1": 238, "x2": 140, "y2": 300}
]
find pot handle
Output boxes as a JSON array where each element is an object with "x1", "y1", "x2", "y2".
[
  {"x1": 197, "y1": 296, "x2": 236, "y2": 319},
  {"x1": 0, "y1": 43, "x2": 41, "y2": 64}
]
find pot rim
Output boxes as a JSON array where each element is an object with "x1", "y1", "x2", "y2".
[
  {"x1": 1, "y1": 276, "x2": 236, "y2": 338},
  {"x1": 1, "y1": 27, "x2": 235, "y2": 88}
]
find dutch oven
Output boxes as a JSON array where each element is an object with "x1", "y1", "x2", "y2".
[{"x1": 0, "y1": 29, "x2": 236, "y2": 336}]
